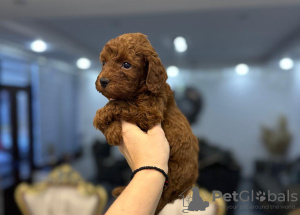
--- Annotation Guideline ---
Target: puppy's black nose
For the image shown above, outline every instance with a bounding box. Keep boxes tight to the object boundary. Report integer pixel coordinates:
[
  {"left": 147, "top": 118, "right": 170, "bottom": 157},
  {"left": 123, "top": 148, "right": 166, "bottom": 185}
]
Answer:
[{"left": 100, "top": 77, "right": 110, "bottom": 88}]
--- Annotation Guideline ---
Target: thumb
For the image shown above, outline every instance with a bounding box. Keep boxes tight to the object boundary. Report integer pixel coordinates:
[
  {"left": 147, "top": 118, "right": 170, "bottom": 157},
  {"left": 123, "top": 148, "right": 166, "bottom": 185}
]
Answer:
[
  {"left": 121, "top": 120, "right": 144, "bottom": 136},
  {"left": 147, "top": 123, "right": 164, "bottom": 136}
]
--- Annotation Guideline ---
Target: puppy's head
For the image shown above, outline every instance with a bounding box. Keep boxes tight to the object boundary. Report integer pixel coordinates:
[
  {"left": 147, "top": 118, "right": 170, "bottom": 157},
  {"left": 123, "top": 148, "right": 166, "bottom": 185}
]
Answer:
[{"left": 96, "top": 33, "right": 168, "bottom": 100}]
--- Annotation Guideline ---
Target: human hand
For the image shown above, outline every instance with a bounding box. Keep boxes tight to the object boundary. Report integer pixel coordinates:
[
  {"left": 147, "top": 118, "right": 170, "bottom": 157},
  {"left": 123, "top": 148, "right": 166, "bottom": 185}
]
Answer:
[{"left": 118, "top": 121, "right": 170, "bottom": 173}]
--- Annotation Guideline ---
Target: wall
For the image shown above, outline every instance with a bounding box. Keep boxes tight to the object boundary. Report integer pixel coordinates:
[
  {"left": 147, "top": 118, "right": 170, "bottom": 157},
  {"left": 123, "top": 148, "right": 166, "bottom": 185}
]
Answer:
[
  {"left": 169, "top": 63, "right": 300, "bottom": 177},
  {"left": 77, "top": 70, "right": 107, "bottom": 144},
  {"left": 78, "top": 62, "right": 300, "bottom": 178},
  {"left": 38, "top": 60, "right": 79, "bottom": 165},
  {"left": 72, "top": 70, "right": 106, "bottom": 179},
  {"left": 0, "top": 50, "right": 79, "bottom": 167}
]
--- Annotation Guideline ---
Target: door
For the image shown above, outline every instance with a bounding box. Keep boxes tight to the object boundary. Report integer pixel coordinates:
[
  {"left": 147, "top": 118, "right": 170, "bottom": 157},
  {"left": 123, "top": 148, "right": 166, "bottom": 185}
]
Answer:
[{"left": 0, "top": 85, "right": 34, "bottom": 215}]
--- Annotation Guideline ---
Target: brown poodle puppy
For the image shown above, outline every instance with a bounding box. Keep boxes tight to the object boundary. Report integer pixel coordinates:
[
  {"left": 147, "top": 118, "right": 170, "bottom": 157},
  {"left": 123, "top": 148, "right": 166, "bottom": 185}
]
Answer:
[{"left": 93, "top": 33, "right": 199, "bottom": 214}]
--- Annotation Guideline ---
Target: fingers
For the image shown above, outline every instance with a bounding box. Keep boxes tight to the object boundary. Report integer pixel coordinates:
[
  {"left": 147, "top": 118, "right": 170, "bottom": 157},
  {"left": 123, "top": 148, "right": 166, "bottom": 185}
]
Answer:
[
  {"left": 121, "top": 120, "right": 164, "bottom": 137},
  {"left": 118, "top": 143, "right": 134, "bottom": 170},
  {"left": 118, "top": 142, "right": 125, "bottom": 155}
]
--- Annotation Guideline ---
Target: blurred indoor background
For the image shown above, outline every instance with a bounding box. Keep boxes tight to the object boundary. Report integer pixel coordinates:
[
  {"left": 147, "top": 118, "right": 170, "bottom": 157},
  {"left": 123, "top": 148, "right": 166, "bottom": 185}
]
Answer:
[{"left": 0, "top": 0, "right": 300, "bottom": 215}]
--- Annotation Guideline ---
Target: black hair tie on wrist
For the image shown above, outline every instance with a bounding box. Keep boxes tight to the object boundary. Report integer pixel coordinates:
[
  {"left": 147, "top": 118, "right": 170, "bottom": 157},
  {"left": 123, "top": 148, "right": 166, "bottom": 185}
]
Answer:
[{"left": 131, "top": 166, "right": 169, "bottom": 188}]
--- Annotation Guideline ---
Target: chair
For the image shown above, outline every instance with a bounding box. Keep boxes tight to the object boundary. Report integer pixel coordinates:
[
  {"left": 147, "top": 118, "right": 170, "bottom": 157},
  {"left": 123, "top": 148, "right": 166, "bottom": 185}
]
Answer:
[{"left": 15, "top": 164, "right": 107, "bottom": 215}]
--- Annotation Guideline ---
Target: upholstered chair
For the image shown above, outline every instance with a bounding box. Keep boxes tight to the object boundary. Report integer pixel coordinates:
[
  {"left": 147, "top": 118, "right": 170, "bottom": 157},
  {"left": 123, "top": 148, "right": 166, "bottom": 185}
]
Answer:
[{"left": 15, "top": 164, "right": 107, "bottom": 215}]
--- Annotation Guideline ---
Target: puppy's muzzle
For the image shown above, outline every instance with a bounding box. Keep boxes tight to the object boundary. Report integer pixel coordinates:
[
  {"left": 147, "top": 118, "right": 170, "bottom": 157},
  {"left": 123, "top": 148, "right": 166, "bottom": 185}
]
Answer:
[{"left": 100, "top": 77, "right": 110, "bottom": 88}]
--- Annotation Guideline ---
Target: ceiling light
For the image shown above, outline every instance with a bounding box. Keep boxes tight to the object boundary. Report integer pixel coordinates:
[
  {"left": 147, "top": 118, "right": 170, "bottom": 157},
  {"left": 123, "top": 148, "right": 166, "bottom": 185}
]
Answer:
[
  {"left": 279, "top": 58, "right": 294, "bottom": 70},
  {"left": 174, "top": 37, "right": 187, "bottom": 53},
  {"left": 30, "top": 39, "right": 47, "bottom": 53},
  {"left": 235, "top": 64, "right": 249, "bottom": 75},
  {"left": 76, "top": 58, "right": 91, "bottom": 70},
  {"left": 167, "top": 66, "right": 179, "bottom": 77}
]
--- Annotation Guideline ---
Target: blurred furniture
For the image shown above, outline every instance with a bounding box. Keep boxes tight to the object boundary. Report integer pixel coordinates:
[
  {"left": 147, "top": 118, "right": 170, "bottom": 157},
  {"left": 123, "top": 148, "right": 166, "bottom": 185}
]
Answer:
[
  {"left": 196, "top": 139, "right": 241, "bottom": 215},
  {"left": 92, "top": 139, "right": 131, "bottom": 187},
  {"left": 288, "top": 208, "right": 300, "bottom": 215},
  {"left": 261, "top": 115, "right": 292, "bottom": 158},
  {"left": 175, "top": 86, "right": 203, "bottom": 125},
  {"left": 159, "top": 188, "right": 226, "bottom": 215},
  {"left": 255, "top": 117, "right": 297, "bottom": 214},
  {"left": 253, "top": 159, "right": 300, "bottom": 215},
  {"left": 15, "top": 164, "right": 107, "bottom": 215}
]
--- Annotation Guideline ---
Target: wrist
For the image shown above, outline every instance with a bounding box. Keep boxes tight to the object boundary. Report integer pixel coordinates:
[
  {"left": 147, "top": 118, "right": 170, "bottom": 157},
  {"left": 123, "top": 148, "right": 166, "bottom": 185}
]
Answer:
[
  {"left": 134, "top": 169, "right": 165, "bottom": 184},
  {"left": 134, "top": 164, "right": 168, "bottom": 174},
  {"left": 131, "top": 166, "right": 169, "bottom": 188},
  {"left": 162, "top": 165, "right": 168, "bottom": 174}
]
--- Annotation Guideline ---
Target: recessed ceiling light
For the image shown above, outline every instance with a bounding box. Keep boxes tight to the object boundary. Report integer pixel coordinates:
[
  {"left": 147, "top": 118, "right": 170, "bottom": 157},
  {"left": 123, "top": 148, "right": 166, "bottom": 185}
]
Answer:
[
  {"left": 167, "top": 66, "right": 179, "bottom": 77},
  {"left": 76, "top": 58, "right": 91, "bottom": 70},
  {"left": 174, "top": 37, "right": 187, "bottom": 53},
  {"left": 279, "top": 58, "right": 294, "bottom": 70},
  {"left": 31, "top": 39, "right": 47, "bottom": 53},
  {"left": 235, "top": 64, "right": 249, "bottom": 75}
]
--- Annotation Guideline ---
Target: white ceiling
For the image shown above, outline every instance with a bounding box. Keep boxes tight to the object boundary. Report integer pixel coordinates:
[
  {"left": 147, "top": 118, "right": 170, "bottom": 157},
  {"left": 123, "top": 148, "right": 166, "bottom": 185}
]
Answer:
[
  {"left": 0, "top": 0, "right": 300, "bottom": 69},
  {"left": 1, "top": 0, "right": 300, "bottom": 19}
]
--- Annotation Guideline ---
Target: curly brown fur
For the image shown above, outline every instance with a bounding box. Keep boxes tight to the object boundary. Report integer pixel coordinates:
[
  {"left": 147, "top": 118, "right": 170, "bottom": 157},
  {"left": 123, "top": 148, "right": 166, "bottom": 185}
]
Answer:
[{"left": 93, "top": 33, "right": 199, "bottom": 214}]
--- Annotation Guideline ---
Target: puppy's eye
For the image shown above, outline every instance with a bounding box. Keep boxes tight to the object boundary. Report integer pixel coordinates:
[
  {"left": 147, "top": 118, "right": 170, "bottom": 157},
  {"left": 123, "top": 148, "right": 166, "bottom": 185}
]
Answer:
[
  {"left": 122, "top": 62, "right": 131, "bottom": 69},
  {"left": 102, "top": 61, "right": 105, "bottom": 66}
]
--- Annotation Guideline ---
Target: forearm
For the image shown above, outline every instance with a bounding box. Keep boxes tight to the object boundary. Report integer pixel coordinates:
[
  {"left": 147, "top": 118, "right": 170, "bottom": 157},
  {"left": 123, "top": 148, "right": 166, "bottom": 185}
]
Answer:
[{"left": 105, "top": 170, "right": 165, "bottom": 215}]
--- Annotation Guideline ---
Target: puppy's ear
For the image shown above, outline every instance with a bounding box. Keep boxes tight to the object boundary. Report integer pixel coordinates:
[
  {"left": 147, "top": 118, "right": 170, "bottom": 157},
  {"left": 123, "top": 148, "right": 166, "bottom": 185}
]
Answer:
[{"left": 146, "top": 55, "right": 168, "bottom": 94}]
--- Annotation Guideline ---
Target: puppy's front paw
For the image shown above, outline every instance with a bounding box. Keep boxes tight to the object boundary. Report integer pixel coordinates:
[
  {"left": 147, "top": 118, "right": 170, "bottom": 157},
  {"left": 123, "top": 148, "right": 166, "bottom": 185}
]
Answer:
[
  {"left": 93, "top": 108, "right": 113, "bottom": 132},
  {"left": 105, "top": 121, "right": 122, "bottom": 146},
  {"left": 106, "top": 100, "right": 130, "bottom": 114}
]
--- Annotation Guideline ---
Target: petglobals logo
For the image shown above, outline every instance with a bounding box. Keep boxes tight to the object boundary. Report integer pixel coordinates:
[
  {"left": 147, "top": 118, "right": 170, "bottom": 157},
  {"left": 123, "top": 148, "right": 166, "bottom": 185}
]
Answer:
[
  {"left": 179, "top": 186, "right": 298, "bottom": 212},
  {"left": 179, "top": 186, "right": 210, "bottom": 213},
  {"left": 212, "top": 190, "right": 298, "bottom": 203}
]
